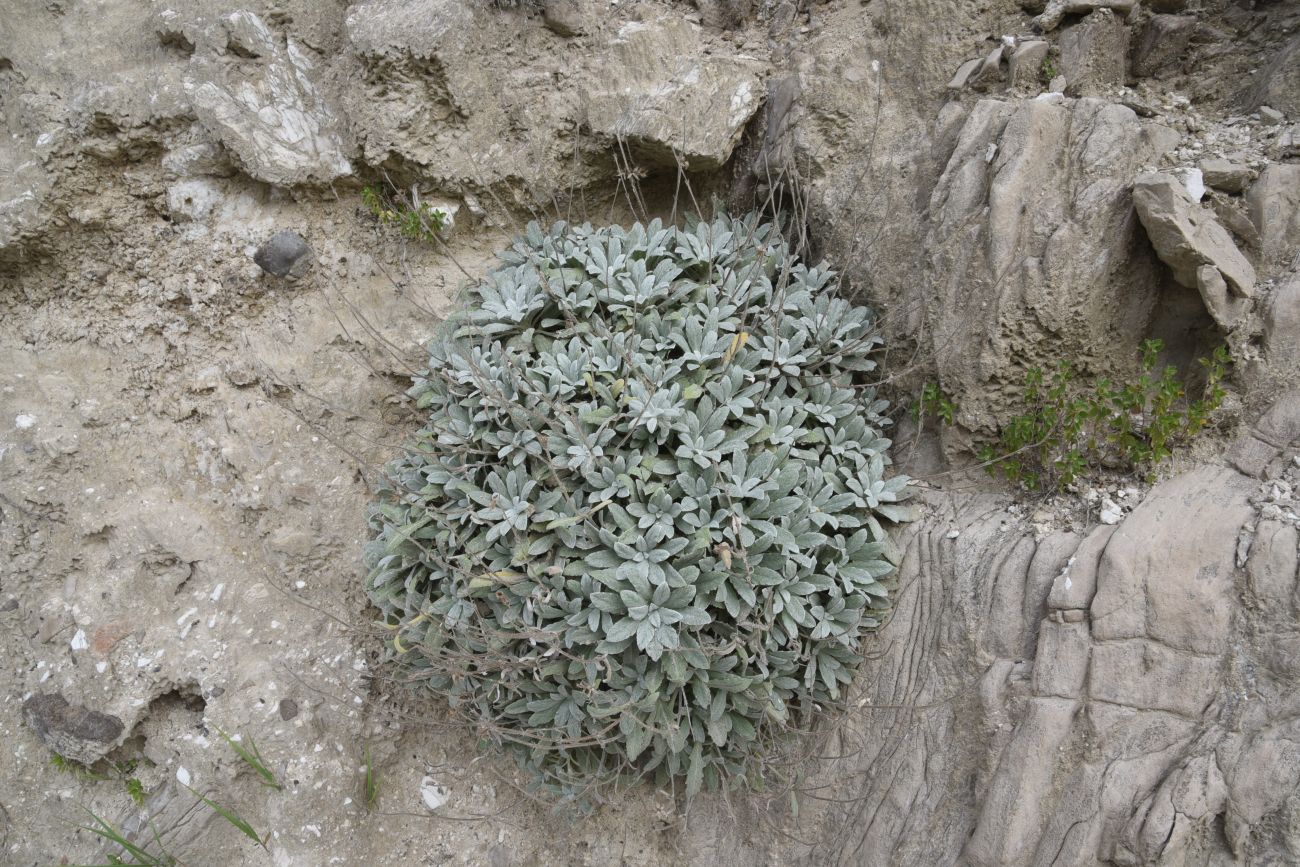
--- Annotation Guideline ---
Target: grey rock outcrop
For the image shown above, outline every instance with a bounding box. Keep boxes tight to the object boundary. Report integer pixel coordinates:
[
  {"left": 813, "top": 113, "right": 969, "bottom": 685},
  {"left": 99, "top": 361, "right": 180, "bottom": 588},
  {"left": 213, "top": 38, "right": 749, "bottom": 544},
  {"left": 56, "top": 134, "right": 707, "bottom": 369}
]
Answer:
[
  {"left": 22, "top": 693, "right": 125, "bottom": 765},
  {"left": 184, "top": 11, "right": 352, "bottom": 186},
  {"left": 1133, "top": 172, "right": 1257, "bottom": 317},
  {"left": 1131, "top": 14, "right": 1196, "bottom": 79},
  {"left": 924, "top": 99, "right": 1179, "bottom": 433},
  {"left": 582, "top": 18, "right": 764, "bottom": 169},
  {"left": 1058, "top": 10, "right": 1129, "bottom": 96},
  {"left": 1008, "top": 41, "right": 1049, "bottom": 89},
  {"left": 1035, "top": 0, "right": 1135, "bottom": 33},
  {"left": 1263, "top": 272, "right": 1300, "bottom": 380},
  {"left": 1199, "top": 157, "right": 1253, "bottom": 194},
  {"left": 1248, "top": 33, "right": 1300, "bottom": 117},
  {"left": 1247, "top": 164, "right": 1300, "bottom": 265},
  {"left": 778, "top": 439, "right": 1300, "bottom": 866},
  {"left": 541, "top": 0, "right": 590, "bottom": 37}
]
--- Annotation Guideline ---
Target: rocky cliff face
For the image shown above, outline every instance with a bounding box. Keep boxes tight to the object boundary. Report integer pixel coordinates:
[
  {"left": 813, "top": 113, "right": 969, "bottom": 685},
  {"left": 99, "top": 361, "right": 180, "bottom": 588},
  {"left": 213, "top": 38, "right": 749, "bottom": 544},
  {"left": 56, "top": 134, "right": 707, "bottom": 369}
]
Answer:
[{"left": 1, "top": 0, "right": 1298, "bottom": 864}]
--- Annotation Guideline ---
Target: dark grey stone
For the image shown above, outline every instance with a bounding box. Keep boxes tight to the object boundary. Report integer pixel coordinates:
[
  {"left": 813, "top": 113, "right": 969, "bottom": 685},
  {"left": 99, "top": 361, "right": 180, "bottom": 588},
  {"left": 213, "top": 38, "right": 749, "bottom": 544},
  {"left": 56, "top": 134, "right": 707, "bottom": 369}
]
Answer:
[
  {"left": 253, "top": 231, "right": 314, "bottom": 279},
  {"left": 22, "top": 692, "right": 124, "bottom": 764},
  {"left": 278, "top": 697, "right": 299, "bottom": 721}
]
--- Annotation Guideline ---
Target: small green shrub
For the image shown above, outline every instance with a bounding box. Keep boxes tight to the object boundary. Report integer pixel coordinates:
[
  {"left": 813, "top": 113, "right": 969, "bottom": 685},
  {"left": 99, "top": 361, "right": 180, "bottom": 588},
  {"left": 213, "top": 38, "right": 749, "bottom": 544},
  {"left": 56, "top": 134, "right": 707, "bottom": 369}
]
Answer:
[
  {"left": 913, "top": 381, "right": 955, "bottom": 427},
  {"left": 362, "top": 185, "right": 449, "bottom": 245},
  {"left": 365, "top": 213, "right": 911, "bottom": 799},
  {"left": 978, "top": 340, "right": 1229, "bottom": 491}
]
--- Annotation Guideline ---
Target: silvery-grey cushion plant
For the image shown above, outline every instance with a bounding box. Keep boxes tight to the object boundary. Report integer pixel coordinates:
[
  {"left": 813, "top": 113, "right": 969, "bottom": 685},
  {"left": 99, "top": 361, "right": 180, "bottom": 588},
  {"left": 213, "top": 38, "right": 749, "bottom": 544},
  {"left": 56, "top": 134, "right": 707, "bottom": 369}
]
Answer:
[{"left": 365, "top": 212, "right": 912, "bottom": 799}]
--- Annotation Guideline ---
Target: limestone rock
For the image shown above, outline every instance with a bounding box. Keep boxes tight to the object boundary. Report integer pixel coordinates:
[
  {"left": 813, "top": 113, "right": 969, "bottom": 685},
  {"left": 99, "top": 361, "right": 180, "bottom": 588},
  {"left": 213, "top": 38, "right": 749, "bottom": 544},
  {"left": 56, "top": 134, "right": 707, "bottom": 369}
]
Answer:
[
  {"left": 184, "top": 12, "right": 352, "bottom": 186},
  {"left": 924, "top": 99, "right": 1179, "bottom": 432},
  {"left": 0, "top": 147, "right": 50, "bottom": 254},
  {"left": 161, "top": 142, "right": 236, "bottom": 179},
  {"left": 1131, "top": 14, "right": 1196, "bottom": 79},
  {"left": 1264, "top": 272, "right": 1300, "bottom": 372},
  {"left": 1196, "top": 263, "right": 1248, "bottom": 330},
  {"left": 253, "top": 231, "right": 315, "bottom": 279},
  {"left": 541, "top": 0, "right": 589, "bottom": 36},
  {"left": 1199, "top": 157, "right": 1253, "bottom": 194},
  {"left": 1091, "top": 466, "right": 1253, "bottom": 655},
  {"left": 1249, "top": 34, "right": 1300, "bottom": 118},
  {"left": 969, "top": 46, "right": 1007, "bottom": 92},
  {"left": 1133, "top": 171, "right": 1257, "bottom": 297},
  {"left": 1059, "top": 10, "right": 1129, "bottom": 97},
  {"left": 582, "top": 19, "right": 764, "bottom": 169},
  {"left": 22, "top": 693, "right": 125, "bottom": 765},
  {"left": 166, "top": 179, "right": 222, "bottom": 223},
  {"left": 1008, "top": 40, "right": 1048, "bottom": 89},
  {"left": 1034, "top": 0, "right": 1135, "bottom": 33},
  {"left": 947, "top": 58, "right": 982, "bottom": 91},
  {"left": 802, "top": 458, "right": 1280, "bottom": 867},
  {"left": 1246, "top": 164, "right": 1300, "bottom": 264}
]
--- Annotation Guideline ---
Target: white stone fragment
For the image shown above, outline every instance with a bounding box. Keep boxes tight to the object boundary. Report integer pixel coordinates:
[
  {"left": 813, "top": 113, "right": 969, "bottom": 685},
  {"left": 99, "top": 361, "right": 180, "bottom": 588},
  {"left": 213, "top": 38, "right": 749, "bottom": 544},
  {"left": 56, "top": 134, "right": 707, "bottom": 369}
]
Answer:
[{"left": 420, "top": 776, "right": 450, "bottom": 811}]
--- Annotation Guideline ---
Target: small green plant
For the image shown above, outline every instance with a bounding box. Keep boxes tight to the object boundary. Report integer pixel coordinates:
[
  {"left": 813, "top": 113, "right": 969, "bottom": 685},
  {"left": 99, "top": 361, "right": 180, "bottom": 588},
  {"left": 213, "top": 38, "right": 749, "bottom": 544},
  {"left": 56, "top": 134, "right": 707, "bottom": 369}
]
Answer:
[
  {"left": 1041, "top": 54, "right": 1058, "bottom": 82},
  {"left": 51, "top": 752, "right": 108, "bottom": 781},
  {"left": 362, "top": 184, "right": 449, "bottom": 245},
  {"left": 367, "top": 212, "right": 911, "bottom": 800},
  {"left": 216, "top": 728, "right": 281, "bottom": 791},
  {"left": 977, "top": 340, "right": 1230, "bottom": 491},
  {"left": 913, "top": 381, "right": 955, "bottom": 427},
  {"left": 124, "top": 777, "right": 147, "bottom": 808}
]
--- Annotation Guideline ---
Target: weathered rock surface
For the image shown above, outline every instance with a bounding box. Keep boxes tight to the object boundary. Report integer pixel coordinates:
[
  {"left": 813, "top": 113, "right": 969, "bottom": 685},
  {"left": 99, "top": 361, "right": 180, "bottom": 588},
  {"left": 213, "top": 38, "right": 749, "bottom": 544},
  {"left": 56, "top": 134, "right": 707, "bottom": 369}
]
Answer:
[
  {"left": 541, "top": 0, "right": 590, "bottom": 37},
  {"left": 924, "top": 100, "right": 1179, "bottom": 433},
  {"left": 1247, "top": 163, "right": 1300, "bottom": 265},
  {"left": 1059, "top": 9, "right": 1129, "bottom": 96},
  {"left": 22, "top": 693, "right": 124, "bottom": 765},
  {"left": 184, "top": 11, "right": 352, "bottom": 186},
  {"left": 1134, "top": 171, "right": 1257, "bottom": 298},
  {"left": 1199, "top": 156, "right": 1253, "bottom": 194},
  {"left": 785, "top": 453, "right": 1299, "bottom": 866},
  {"left": 1249, "top": 33, "right": 1300, "bottom": 117},
  {"left": 1035, "top": 0, "right": 1136, "bottom": 33},
  {"left": 582, "top": 18, "right": 764, "bottom": 169},
  {"left": 1263, "top": 271, "right": 1300, "bottom": 378},
  {"left": 1131, "top": 14, "right": 1196, "bottom": 79},
  {"left": 1008, "top": 40, "right": 1049, "bottom": 89}
]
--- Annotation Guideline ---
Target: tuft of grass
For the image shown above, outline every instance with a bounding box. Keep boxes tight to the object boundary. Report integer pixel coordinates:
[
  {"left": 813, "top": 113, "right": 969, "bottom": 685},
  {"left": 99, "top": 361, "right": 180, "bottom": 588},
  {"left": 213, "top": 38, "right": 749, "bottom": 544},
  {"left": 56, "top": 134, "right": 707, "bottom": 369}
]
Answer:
[
  {"left": 216, "top": 728, "right": 282, "bottom": 791},
  {"left": 363, "top": 743, "right": 380, "bottom": 810},
  {"left": 50, "top": 753, "right": 113, "bottom": 783},
  {"left": 72, "top": 807, "right": 174, "bottom": 866}
]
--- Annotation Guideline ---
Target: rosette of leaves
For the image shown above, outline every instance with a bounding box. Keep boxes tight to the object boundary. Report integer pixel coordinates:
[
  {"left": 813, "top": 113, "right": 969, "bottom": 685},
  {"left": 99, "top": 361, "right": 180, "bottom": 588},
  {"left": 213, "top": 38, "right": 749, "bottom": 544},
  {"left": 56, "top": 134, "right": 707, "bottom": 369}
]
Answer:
[{"left": 365, "top": 212, "right": 913, "bottom": 799}]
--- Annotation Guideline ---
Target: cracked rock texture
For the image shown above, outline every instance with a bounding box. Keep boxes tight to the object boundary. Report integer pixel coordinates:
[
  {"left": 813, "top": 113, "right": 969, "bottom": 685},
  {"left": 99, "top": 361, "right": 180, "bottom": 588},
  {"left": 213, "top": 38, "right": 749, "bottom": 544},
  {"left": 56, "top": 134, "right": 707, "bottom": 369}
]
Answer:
[{"left": 2, "top": 0, "right": 1300, "bottom": 864}]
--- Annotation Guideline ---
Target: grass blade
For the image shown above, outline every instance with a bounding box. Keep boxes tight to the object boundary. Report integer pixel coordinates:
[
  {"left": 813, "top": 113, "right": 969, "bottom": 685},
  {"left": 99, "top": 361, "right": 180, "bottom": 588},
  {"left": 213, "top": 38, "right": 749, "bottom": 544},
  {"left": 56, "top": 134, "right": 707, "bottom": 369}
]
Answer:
[
  {"left": 185, "top": 786, "right": 268, "bottom": 850},
  {"left": 364, "top": 743, "right": 380, "bottom": 809},
  {"left": 76, "top": 807, "right": 164, "bottom": 865},
  {"left": 216, "top": 728, "right": 282, "bottom": 790}
]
